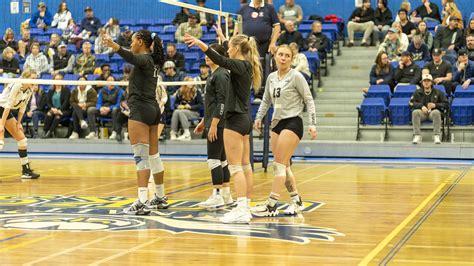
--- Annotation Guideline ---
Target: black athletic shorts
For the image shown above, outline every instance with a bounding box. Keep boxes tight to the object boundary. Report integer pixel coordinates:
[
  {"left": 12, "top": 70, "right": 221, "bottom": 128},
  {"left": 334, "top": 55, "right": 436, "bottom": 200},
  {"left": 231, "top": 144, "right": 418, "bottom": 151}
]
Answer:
[
  {"left": 225, "top": 112, "right": 252, "bottom": 136},
  {"left": 0, "top": 106, "right": 14, "bottom": 120},
  {"left": 129, "top": 103, "right": 161, "bottom": 126},
  {"left": 206, "top": 127, "right": 226, "bottom": 161},
  {"left": 272, "top": 116, "right": 304, "bottom": 140}
]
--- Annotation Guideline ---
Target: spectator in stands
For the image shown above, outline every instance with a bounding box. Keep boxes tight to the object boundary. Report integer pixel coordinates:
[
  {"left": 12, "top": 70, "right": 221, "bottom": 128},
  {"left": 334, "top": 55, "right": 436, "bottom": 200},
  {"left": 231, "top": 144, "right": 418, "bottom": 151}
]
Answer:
[
  {"left": 172, "top": 7, "right": 191, "bottom": 26},
  {"left": 224, "top": 17, "right": 235, "bottom": 38},
  {"left": 120, "top": 64, "right": 132, "bottom": 86},
  {"left": 0, "top": 28, "right": 18, "bottom": 54},
  {"left": 51, "top": 2, "right": 72, "bottom": 31},
  {"left": 73, "top": 41, "right": 96, "bottom": 75},
  {"left": 465, "top": 34, "right": 474, "bottom": 61},
  {"left": 104, "top": 18, "right": 121, "bottom": 41},
  {"left": 441, "top": 2, "right": 463, "bottom": 29},
  {"left": 113, "top": 85, "right": 129, "bottom": 141},
  {"left": 170, "top": 77, "right": 203, "bottom": 141},
  {"left": 237, "top": 0, "right": 281, "bottom": 56},
  {"left": 410, "top": 74, "right": 448, "bottom": 144},
  {"left": 80, "top": 6, "right": 102, "bottom": 41},
  {"left": 464, "top": 19, "right": 474, "bottom": 46},
  {"left": 411, "top": 0, "right": 441, "bottom": 23},
  {"left": 398, "top": 9, "right": 416, "bottom": 40},
  {"left": 69, "top": 76, "right": 98, "bottom": 139},
  {"left": 24, "top": 43, "right": 50, "bottom": 75},
  {"left": 394, "top": 51, "right": 422, "bottom": 87},
  {"left": 369, "top": 52, "right": 394, "bottom": 90},
  {"left": 194, "top": 62, "right": 210, "bottom": 95},
  {"left": 434, "top": 16, "right": 462, "bottom": 65},
  {"left": 278, "top": 0, "right": 303, "bottom": 26},
  {"left": 92, "top": 64, "right": 111, "bottom": 91},
  {"left": 24, "top": 84, "right": 46, "bottom": 139},
  {"left": 95, "top": 28, "right": 114, "bottom": 55},
  {"left": 408, "top": 35, "right": 429, "bottom": 62},
  {"left": 395, "top": 1, "right": 412, "bottom": 22},
  {"left": 176, "top": 14, "right": 203, "bottom": 43},
  {"left": 416, "top": 21, "right": 433, "bottom": 50},
  {"left": 162, "top": 61, "right": 185, "bottom": 95},
  {"left": 306, "top": 21, "right": 329, "bottom": 61},
  {"left": 373, "top": 0, "right": 393, "bottom": 45},
  {"left": 17, "top": 28, "right": 33, "bottom": 59},
  {"left": 52, "top": 42, "right": 75, "bottom": 75},
  {"left": 0, "top": 47, "right": 20, "bottom": 77},
  {"left": 117, "top": 26, "right": 133, "bottom": 49},
  {"left": 29, "top": 2, "right": 53, "bottom": 30},
  {"left": 277, "top": 21, "right": 305, "bottom": 49},
  {"left": 44, "top": 33, "right": 61, "bottom": 65},
  {"left": 453, "top": 49, "right": 474, "bottom": 89},
  {"left": 86, "top": 75, "right": 123, "bottom": 140},
  {"left": 347, "top": 0, "right": 375, "bottom": 47},
  {"left": 62, "top": 19, "right": 81, "bottom": 44},
  {"left": 42, "top": 73, "right": 71, "bottom": 138},
  {"left": 289, "top": 42, "right": 311, "bottom": 81},
  {"left": 378, "top": 28, "right": 402, "bottom": 62},
  {"left": 392, "top": 21, "right": 409, "bottom": 51},
  {"left": 165, "top": 43, "right": 185, "bottom": 71},
  {"left": 423, "top": 48, "right": 453, "bottom": 94},
  {"left": 196, "top": 0, "right": 215, "bottom": 29}
]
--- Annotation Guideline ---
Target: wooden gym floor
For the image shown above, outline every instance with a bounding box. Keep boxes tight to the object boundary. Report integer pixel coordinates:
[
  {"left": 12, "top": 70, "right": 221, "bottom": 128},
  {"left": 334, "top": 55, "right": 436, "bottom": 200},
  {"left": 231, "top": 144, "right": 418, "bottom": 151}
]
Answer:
[{"left": 0, "top": 157, "right": 472, "bottom": 265}]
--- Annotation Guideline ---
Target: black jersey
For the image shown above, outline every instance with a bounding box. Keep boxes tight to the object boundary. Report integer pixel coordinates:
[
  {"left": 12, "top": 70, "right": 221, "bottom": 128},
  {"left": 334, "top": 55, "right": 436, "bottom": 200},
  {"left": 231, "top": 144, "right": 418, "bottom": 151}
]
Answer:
[{"left": 204, "top": 67, "right": 229, "bottom": 128}]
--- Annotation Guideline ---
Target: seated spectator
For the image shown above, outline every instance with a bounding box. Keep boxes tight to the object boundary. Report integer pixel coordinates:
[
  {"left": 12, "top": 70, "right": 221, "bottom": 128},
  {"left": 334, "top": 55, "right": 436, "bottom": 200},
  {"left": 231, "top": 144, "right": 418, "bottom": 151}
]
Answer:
[
  {"left": 80, "top": 6, "right": 102, "bottom": 42},
  {"left": 278, "top": 0, "right": 303, "bottom": 26},
  {"left": 398, "top": 9, "right": 416, "bottom": 40},
  {"left": 24, "top": 43, "right": 50, "bottom": 75},
  {"left": 395, "top": 1, "right": 412, "bottom": 22},
  {"left": 464, "top": 19, "right": 474, "bottom": 46},
  {"left": 0, "top": 28, "right": 18, "bottom": 54},
  {"left": 0, "top": 47, "right": 21, "bottom": 77},
  {"left": 391, "top": 21, "right": 409, "bottom": 51},
  {"left": 347, "top": 0, "right": 374, "bottom": 47},
  {"left": 44, "top": 33, "right": 61, "bottom": 65},
  {"left": 69, "top": 76, "right": 98, "bottom": 139},
  {"left": 29, "top": 2, "right": 53, "bottom": 30},
  {"left": 306, "top": 21, "right": 329, "bottom": 60},
  {"left": 409, "top": 74, "right": 448, "bottom": 144},
  {"left": 24, "top": 84, "right": 47, "bottom": 139},
  {"left": 92, "top": 64, "right": 112, "bottom": 91},
  {"left": 112, "top": 86, "right": 129, "bottom": 141},
  {"left": 423, "top": 48, "right": 453, "bottom": 94},
  {"left": 441, "top": 2, "right": 463, "bottom": 29},
  {"left": 73, "top": 41, "right": 96, "bottom": 75},
  {"left": 394, "top": 51, "right": 422, "bottom": 87},
  {"left": 224, "top": 17, "right": 235, "bottom": 38},
  {"left": 196, "top": 0, "right": 215, "bottom": 29},
  {"left": 17, "top": 28, "right": 33, "bottom": 58},
  {"left": 165, "top": 43, "right": 185, "bottom": 71},
  {"left": 289, "top": 42, "right": 311, "bottom": 81},
  {"left": 170, "top": 77, "right": 204, "bottom": 141},
  {"left": 416, "top": 21, "right": 433, "bottom": 50},
  {"left": 411, "top": 0, "right": 441, "bottom": 24},
  {"left": 51, "top": 2, "right": 72, "bottom": 31},
  {"left": 194, "top": 62, "right": 210, "bottom": 95},
  {"left": 369, "top": 52, "right": 394, "bottom": 90},
  {"left": 52, "top": 42, "right": 75, "bottom": 75},
  {"left": 172, "top": 7, "right": 191, "bottom": 26},
  {"left": 378, "top": 28, "right": 402, "bottom": 62},
  {"left": 42, "top": 73, "right": 71, "bottom": 138},
  {"left": 120, "top": 64, "right": 132, "bottom": 85},
  {"left": 453, "top": 49, "right": 474, "bottom": 89},
  {"left": 104, "top": 17, "right": 121, "bottom": 41},
  {"left": 408, "top": 35, "right": 429, "bottom": 62},
  {"left": 373, "top": 0, "right": 393, "bottom": 44},
  {"left": 175, "top": 14, "right": 202, "bottom": 43},
  {"left": 86, "top": 75, "right": 123, "bottom": 140},
  {"left": 62, "top": 19, "right": 81, "bottom": 45},
  {"left": 95, "top": 28, "right": 114, "bottom": 55},
  {"left": 117, "top": 27, "right": 133, "bottom": 49},
  {"left": 277, "top": 21, "right": 305, "bottom": 49},
  {"left": 162, "top": 61, "right": 185, "bottom": 95},
  {"left": 465, "top": 34, "right": 474, "bottom": 61},
  {"left": 434, "top": 16, "right": 463, "bottom": 65}
]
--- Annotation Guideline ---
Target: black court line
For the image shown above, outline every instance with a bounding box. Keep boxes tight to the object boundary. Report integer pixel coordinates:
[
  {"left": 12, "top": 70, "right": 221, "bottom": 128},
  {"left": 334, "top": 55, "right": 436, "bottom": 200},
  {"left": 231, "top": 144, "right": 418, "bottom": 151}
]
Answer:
[
  {"left": 167, "top": 181, "right": 212, "bottom": 195},
  {"left": 379, "top": 168, "right": 470, "bottom": 265},
  {"left": 0, "top": 233, "right": 28, "bottom": 243}
]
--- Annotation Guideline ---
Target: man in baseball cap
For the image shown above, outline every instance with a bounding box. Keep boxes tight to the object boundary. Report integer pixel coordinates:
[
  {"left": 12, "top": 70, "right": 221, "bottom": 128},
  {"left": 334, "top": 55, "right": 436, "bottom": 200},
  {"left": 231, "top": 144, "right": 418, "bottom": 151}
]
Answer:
[
  {"left": 394, "top": 50, "right": 422, "bottom": 87},
  {"left": 453, "top": 48, "right": 474, "bottom": 89},
  {"left": 29, "top": 1, "right": 52, "bottom": 29},
  {"left": 423, "top": 48, "right": 454, "bottom": 94}
]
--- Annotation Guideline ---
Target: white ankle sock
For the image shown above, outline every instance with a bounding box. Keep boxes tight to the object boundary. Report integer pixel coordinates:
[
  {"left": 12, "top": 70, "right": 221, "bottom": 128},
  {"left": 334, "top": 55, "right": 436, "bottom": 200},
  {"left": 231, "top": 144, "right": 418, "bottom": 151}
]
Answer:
[
  {"left": 155, "top": 184, "right": 165, "bottom": 198},
  {"left": 138, "top": 187, "right": 148, "bottom": 203}
]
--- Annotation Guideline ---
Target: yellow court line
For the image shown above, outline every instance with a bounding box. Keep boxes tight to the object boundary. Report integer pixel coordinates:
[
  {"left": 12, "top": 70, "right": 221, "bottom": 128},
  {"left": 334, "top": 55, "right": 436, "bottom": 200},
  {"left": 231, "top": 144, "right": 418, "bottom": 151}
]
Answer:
[
  {"left": 0, "top": 235, "right": 53, "bottom": 253},
  {"left": 358, "top": 172, "right": 457, "bottom": 266}
]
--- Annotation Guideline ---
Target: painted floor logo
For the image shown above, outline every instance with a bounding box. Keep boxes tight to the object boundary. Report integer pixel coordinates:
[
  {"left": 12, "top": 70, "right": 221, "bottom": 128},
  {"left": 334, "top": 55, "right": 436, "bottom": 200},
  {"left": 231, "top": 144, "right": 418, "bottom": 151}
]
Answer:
[{"left": 0, "top": 195, "right": 344, "bottom": 244}]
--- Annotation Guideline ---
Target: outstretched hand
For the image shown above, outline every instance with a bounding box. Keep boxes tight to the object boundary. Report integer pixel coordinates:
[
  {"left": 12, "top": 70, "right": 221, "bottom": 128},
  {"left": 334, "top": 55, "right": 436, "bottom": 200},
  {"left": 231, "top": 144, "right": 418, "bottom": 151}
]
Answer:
[
  {"left": 308, "top": 127, "right": 317, "bottom": 140},
  {"left": 183, "top": 33, "right": 200, "bottom": 47},
  {"left": 103, "top": 34, "right": 120, "bottom": 52},
  {"left": 213, "top": 24, "right": 226, "bottom": 42}
]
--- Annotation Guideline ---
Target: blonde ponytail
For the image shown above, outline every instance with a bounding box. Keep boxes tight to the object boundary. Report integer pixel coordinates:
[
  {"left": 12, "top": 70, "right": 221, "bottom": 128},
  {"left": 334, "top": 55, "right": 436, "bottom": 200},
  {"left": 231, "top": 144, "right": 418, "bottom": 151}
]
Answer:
[{"left": 229, "top": 34, "right": 263, "bottom": 92}]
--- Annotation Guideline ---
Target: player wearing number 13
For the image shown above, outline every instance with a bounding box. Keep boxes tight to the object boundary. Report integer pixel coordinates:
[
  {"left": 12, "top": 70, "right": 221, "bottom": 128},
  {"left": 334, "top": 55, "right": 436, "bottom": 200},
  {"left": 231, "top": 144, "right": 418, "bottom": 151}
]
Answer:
[{"left": 252, "top": 44, "right": 317, "bottom": 217}]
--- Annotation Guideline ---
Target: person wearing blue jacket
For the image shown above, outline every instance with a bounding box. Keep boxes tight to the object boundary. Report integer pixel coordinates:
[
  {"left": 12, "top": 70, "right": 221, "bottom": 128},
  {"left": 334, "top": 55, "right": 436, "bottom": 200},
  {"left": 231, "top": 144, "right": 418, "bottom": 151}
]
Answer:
[
  {"left": 369, "top": 52, "right": 394, "bottom": 90},
  {"left": 29, "top": 2, "right": 53, "bottom": 30},
  {"left": 453, "top": 49, "right": 474, "bottom": 91}
]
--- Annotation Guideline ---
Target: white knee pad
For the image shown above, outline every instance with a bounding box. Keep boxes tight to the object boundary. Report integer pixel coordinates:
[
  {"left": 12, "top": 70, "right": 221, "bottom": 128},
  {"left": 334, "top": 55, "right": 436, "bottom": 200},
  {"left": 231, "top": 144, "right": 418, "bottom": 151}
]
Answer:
[
  {"left": 228, "top": 165, "right": 243, "bottom": 176},
  {"left": 150, "top": 153, "right": 164, "bottom": 174},
  {"left": 17, "top": 138, "right": 27, "bottom": 148},
  {"left": 132, "top": 143, "right": 150, "bottom": 171},
  {"left": 273, "top": 161, "right": 286, "bottom": 177},
  {"left": 221, "top": 160, "right": 228, "bottom": 168},
  {"left": 286, "top": 166, "right": 294, "bottom": 177},
  {"left": 207, "top": 159, "right": 221, "bottom": 170},
  {"left": 242, "top": 164, "right": 252, "bottom": 171}
]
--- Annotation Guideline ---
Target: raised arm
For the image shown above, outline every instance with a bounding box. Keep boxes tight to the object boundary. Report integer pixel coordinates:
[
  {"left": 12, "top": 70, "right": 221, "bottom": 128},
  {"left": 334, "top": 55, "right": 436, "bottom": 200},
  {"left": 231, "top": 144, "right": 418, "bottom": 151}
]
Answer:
[{"left": 103, "top": 35, "right": 150, "bottom": 67}]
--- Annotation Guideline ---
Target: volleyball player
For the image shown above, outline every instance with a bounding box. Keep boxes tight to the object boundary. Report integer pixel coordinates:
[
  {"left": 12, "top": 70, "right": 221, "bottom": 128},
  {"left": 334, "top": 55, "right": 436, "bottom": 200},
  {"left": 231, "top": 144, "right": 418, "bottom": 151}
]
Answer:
[
  {"left": 194, "top": 43, "right": 234, "bottom": 209},
  {"left": 252, "top": 44, "right": 317, "bottom": 217},
  {"left": 0, "top": 69, "right": 40, "bottom": 179},
  {"left": 184, "top": 33, "right": 262, "bottom": 223},
  {"left": 103, "top": 30, "right": 166, "bottom": 215}
]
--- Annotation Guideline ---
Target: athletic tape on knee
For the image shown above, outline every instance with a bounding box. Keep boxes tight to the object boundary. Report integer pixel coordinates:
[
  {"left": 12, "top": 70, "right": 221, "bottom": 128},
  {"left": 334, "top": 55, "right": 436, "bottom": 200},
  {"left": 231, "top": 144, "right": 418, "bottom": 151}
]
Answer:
[
  {"left": 242, "top": 164, "right": 252, "bottom": 171},
  {"left": 133, "top": 143, "right": 150, "bottom": 171},
  {"left": 273, "top": 162, "right": 287, "bottom": 177},
  {"left": 207, "top": 159, "right": 221, "bottom": 171},
  {"left": 221, "top": 160, "right": 228, "bottom": 168},
  {"left": 17, "top": 138, "right": 27, "bottom": 148},
  {"left": 228, "top": 165, "right": 243, "bottom": 176},
  {"left": 150, "top": 153, "right": 164, "bottom": 174},
  {"left": 286, "top": 167, "right": 294, "bottom": 177}
]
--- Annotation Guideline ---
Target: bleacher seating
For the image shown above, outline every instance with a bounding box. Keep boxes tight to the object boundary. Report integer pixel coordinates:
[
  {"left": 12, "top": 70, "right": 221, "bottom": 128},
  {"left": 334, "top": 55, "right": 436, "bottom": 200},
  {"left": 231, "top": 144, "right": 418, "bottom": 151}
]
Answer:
[
  {"left": 393, "top": 85, "right": 417, "bottom": 98},
  {"left": 388, "top": 97, "right": 411, "bottom": 125},
  {"left": 366, "top": 85, "right": 391, "bottom": 106},
  {"left": 451, "top": 98, "right": 474, "bottom": 125}
]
